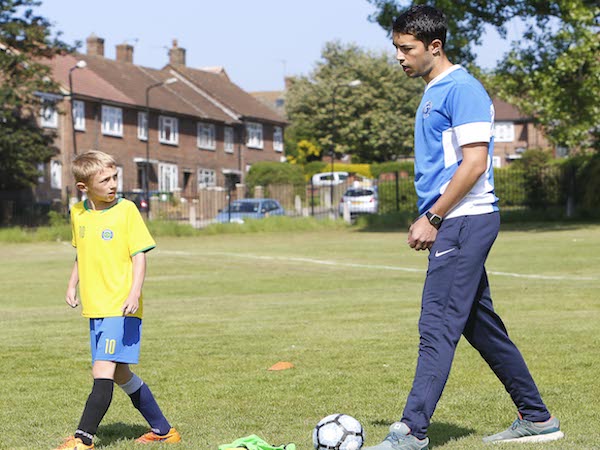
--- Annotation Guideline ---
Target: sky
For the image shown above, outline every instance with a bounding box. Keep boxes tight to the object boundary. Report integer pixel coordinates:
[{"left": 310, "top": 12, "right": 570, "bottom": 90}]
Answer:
[{"left": 37, "top": 0, "right": 518, "bottom": 92}]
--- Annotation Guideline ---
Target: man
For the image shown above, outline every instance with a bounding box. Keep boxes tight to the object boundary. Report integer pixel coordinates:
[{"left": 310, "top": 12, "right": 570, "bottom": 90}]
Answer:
[{"left": 365, "top": 5, "right": 563, "bottom": 450}]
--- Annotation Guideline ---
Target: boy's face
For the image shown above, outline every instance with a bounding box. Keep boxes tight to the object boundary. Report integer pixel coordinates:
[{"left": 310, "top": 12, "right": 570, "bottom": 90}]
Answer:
[
  {"left": 78, "top": 166, "right": 118, "bottom": 209},
  {"left": 393, "top": 32, "right": 438, "bottom": 83}
]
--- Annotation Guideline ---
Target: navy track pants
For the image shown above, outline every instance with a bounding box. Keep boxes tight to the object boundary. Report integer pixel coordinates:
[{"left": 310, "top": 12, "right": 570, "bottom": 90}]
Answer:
[{"left": 401, "top": 212, "right": 550, "bottom": 439}]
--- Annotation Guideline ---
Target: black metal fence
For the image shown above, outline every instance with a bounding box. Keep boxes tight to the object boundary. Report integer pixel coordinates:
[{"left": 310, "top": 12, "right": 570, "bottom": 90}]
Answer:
[{"left": 1, "top": 164, "right": 592, "bottom": 228}]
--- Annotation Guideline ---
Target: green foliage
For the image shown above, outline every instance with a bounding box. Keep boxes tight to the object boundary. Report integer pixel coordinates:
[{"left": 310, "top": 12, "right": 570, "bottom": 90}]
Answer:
[
  {"left": 512, "top": 149, "right": 562, "bottom": 209},
  {"left": 367, "top": 0, "right": 600, "bottom": 150},
  {"left": 321, "top": 162, "right": 373, "bottom": 179},
  {"left": 246, "top": 162, "right": 305, "bottom": 198},
  {"left": 377, "top": 176, "right": 419, "bottom": 214},
  {"left": 493, "top": 167, "right": 526, "bottom": 207},
  {"left": 371, "top": 160, "right": 414, "bottom": 178},
  {"left": 0, "top": 0, "right": 74, "bottom": 190},
  {"left": 303, "top": 161, "right": 328, "bottom": 179},
  {"left": 286, "top": 139, "right": 321, "bottom": 165},
  {"left": 285, "top": 41, "right": 423, "bottom": 163}
]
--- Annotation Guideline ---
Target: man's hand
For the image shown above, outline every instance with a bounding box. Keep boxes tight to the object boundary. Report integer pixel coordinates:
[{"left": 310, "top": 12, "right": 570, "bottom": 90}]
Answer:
[{"left": 407, "top": 215, "right": 438, "bottom": 251}]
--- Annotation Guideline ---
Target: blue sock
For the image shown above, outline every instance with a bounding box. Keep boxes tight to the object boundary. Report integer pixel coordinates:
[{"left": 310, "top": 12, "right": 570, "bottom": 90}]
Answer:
[{"left": 120, "top": 374, "right": 171, "bottom": 435}]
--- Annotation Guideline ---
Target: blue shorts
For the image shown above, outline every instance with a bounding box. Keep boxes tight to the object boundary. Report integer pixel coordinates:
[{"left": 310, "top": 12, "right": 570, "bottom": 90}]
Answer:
[{"left": 89, "top": 317, "right": 142, "bottom": 364}]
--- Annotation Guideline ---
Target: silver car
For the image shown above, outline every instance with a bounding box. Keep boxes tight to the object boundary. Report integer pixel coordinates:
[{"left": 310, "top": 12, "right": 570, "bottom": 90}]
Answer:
[{"left": 338, "top": 187, "right": 378, "bottom": 216}]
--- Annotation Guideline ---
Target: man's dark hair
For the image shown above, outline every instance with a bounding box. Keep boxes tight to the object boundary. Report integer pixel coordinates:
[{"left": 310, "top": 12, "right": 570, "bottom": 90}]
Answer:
[{"left": 392, "top": 5, "right": 447, "bottom": 48}]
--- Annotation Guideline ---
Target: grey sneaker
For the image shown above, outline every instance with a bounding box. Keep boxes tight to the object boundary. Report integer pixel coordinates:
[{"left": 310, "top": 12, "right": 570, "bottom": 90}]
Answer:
[
  {"left": 483, "top": 415, "right": 564, "bottom": 443},
  {"left": 364, "top": 422, "right": 429, "bottom": 450}
]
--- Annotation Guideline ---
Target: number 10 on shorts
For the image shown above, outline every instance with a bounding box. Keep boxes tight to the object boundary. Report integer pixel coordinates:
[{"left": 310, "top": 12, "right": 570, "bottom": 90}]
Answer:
[{"left": 105, "top": 338, "right": 116, "bottom": 354}]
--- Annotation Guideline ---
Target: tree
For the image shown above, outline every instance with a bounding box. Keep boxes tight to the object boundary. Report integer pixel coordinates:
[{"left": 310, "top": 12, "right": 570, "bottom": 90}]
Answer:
[
  {"left": 367, "top": 0, "right": 600, "bottom": 150},
  {"left": 285, "top": 41, "right": 423, "bottom": 163},
  {"left": 0, "top": 0, "right": 72, "bottom": 190}
]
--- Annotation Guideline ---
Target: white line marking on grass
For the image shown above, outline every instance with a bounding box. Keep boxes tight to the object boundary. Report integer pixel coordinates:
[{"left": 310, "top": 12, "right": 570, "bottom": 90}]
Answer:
[{"left": 157, "top": 250, "right": 598, "bottom": 281}]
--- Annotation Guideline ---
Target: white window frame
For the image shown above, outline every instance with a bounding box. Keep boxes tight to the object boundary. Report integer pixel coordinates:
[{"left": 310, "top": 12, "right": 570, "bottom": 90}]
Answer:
[
  {"left": 158, "top": 163, "right": 178, "bottom": 192},
  {"left": 101, "top": 105, "right": 123, "bottom": 137},
  {"left": 41, "top": 103, "right": 58, "bottom": 128},
  {"left": 224, "top": 126, "right": 235, "bottom": 153},
  {"left": 494, "top": 121, "right": 515, "bottom": 143},
  {"left": 116, "top": 166, "right": 123, "bottom": 193},
  {"left": 197, "top": 168, "right": 216, "bottom": 189},
  {"left": 197, "top": 122, "right": 216, "bottom": 150},
  {"left": 137, "top": 111, "right": 148, "bottom": 141},
  {"left": 492, "top": 155, "right": 502, "bottom": 168},
  {"left": 159, "top": 115, "right": 178, "bottom": 145},
  {"left": 37, "top": 163, "right": 45, "bottom": 183},
  {"left": 72, "top": 100, "right": 85, "bottom": 131},
  {"left": 273, "top": 126, "right": 284, "bottom": 152},
  {"left": 246, "top": 122, "right": 263, "bottom": 149},
  {"left": 50, "top": 160, "right": 62, "bottom": 189}
]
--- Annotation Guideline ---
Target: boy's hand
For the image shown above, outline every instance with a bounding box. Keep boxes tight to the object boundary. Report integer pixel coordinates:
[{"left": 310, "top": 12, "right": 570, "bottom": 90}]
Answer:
[
  {"left": 65, "top": 288, "right": 79, "bottom": 308},
  {"left": 121, "top": 296, "right": 139, "bottom": 316}
]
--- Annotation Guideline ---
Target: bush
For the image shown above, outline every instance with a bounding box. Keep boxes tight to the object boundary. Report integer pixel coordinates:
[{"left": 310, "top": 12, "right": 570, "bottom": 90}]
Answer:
[
  {"left": 246, "top": 162, "right": 305, "bottom": 197},
  {"left": 371, "top": 161, "right": 414, "bottom": 178}
]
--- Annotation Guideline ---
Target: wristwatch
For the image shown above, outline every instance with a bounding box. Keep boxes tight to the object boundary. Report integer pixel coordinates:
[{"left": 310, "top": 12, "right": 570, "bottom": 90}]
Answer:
[{"left": 425, "top": 211, "right": 443, "bottom": 229}]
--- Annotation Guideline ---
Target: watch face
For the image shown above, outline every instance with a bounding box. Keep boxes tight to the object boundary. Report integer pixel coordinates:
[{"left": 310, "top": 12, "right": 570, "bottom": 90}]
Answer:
[{"left": 427, "top": 212, "right": 442, "bottom": 226}]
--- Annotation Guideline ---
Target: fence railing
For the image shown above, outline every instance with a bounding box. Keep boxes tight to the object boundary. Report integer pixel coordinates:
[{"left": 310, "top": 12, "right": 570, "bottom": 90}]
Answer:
[{"left": 0, "top": 165, "right": 587, "bottom": 228}]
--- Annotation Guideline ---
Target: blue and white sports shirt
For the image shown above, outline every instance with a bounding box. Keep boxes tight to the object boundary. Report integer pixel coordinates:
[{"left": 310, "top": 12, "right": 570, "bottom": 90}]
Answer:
[{"left": 414, "top": 65, "right": 499, "bottom": 217}]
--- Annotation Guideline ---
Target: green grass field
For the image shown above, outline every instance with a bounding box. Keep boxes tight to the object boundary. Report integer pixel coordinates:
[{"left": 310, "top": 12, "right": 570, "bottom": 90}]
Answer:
[{"left": 0, "top": 224, "right": 599, "bottom": 449}]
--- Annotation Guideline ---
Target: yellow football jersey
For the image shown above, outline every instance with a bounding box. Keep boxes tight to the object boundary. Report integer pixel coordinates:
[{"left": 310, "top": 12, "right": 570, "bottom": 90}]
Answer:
[{"left": 70, "top": 198, "right": 156, "bottom": 318}]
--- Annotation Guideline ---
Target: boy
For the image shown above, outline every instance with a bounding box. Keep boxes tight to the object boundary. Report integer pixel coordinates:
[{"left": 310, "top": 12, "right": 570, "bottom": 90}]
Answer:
[
  {"left": 364, "top": 6, "right": 563, "bottom": 450},
  {"left": 55, "top": 150, "right": 181, "bottom": 449}
]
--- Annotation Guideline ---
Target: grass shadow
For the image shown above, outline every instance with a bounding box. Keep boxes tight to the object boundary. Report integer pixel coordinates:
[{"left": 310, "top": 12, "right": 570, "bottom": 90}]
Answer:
[
  {"left": 428, "top": 422, "right": 475, "bottom": 448},
  {"left": 96, "top": 422, "right": 148, "bottom": 448}
]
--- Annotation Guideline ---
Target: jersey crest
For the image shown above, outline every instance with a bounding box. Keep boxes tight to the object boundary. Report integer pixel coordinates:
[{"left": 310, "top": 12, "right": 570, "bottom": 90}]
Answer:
[{"left": 101, "top": 229, "right": 114, "bottom": 241}]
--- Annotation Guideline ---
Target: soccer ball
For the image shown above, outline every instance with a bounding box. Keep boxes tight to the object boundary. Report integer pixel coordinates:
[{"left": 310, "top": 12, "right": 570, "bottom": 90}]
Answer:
[{"left": 313, "top": 413, "right": 365, "bottom": 450}]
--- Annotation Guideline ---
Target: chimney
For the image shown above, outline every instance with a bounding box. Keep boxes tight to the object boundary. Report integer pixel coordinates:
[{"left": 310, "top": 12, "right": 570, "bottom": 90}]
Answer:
[
  {"left": 284, "top": 76, "right": 295, "bottom": 91},
  {"left": 86, "top": 33, "right": 104, "bottom": 57},
  {"left": 169, "top": 39, "right": 186, "bottom": 66},
  {"left": 116, "top": 43, "right": 134, "bottom": 63}
]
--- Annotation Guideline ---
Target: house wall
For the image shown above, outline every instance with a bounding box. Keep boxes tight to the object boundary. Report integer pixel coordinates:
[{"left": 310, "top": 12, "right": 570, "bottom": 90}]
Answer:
[
  {"left": 45, "top": 98, "right": 283, "bottom": 203},
  {"left": 493, "top": 121, "right": 552, "bottom": 167}
]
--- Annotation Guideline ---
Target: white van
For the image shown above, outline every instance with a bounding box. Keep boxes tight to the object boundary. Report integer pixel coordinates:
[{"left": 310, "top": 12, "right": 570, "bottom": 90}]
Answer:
[{"left": 311, "top": 171, "right": 349, "bottom": 186}]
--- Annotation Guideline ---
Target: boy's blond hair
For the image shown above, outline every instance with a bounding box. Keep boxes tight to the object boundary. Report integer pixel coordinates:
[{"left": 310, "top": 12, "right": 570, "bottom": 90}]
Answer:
[{"left": 72, "top": 150, "right": 116, "bottom": 183}]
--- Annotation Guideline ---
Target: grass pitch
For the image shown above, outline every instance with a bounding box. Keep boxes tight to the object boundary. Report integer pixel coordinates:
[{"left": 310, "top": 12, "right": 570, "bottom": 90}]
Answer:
[{"left": 0, "top": 223, "right": 598, "bottom": 449}]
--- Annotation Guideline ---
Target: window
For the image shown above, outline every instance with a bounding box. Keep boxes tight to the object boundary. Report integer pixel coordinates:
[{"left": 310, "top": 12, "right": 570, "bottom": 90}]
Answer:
[
  {"left": 101, "top": 105, "right": 123, "bottom": 137},
  {"left": 273, "top": 126, "right": 283, "bottom": 152},
  {"left": 246, "top": 122, "right": 263, "bottom": 149},
  {"left": 72, "top": 100, "right": 85, "bottom": 131},
  {"left": 37, "top": 163, "right": 45, "bottom": 183},
  {"left": 198, "top": 168, "right": 216, "bottom": 188},
  {"left": 158, "top": 163, "right": 178, "bottom": 192},
  {"left": 41, "top": 102, "right": 58, "bottom": 128},
  {"left": 159, "top": 116, "right": 178, "bottom": 145},
  {"left": 116, "top": 166, "right": 123, "bottom": 193},
  {"left": 224, "top": 126, "right": 235, "bottom": 153},
  {"left": 50, "top": 160, "right": 62, "bottom": 189},
  {"left": 197, "top": 122, "right": 216, "bottom": 150},
  {"left": 137, "top": 112, "right": 148, "bottom": 141},
  {"left": 494, "top": 122, "right": 515, "bottom": 142}
]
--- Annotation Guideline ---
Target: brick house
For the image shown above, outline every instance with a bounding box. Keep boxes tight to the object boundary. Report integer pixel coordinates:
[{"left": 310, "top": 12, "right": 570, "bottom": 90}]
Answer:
[
  {"left": 492, "top": 98, "right": 552, "bottom": 168},
  {"left": 39, "top": 36, "right": 287, "bottom": 205},
  {"left": 249, "top": 84, "right": 552, "bottom": 169}
]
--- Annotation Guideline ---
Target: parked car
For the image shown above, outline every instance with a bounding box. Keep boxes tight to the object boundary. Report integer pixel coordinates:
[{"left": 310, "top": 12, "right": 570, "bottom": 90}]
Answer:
[
  {"left": 215, "top": 198, "right": 285, "bottom": 224},
  {"left": 311, "top": 171, "right": 349, "bottom": 186},
  {"left": 338, "top": 186, "right": 378, "bottom": 216},
  {"left": 118, "top": 191, "right": 148, "bottom": 213}
]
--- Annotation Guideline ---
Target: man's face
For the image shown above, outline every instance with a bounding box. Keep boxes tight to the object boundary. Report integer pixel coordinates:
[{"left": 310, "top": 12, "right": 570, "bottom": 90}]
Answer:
[
  {"left": 392, "top": 32, "right": 436, "bottom": 82},
  {"left": 83, "top": 166, "right": 118, "bottom": 208}
]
